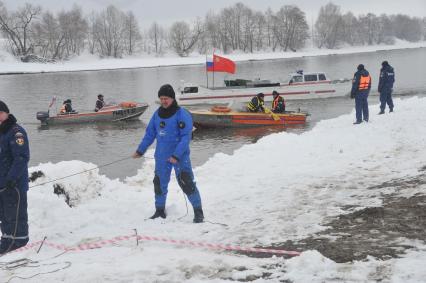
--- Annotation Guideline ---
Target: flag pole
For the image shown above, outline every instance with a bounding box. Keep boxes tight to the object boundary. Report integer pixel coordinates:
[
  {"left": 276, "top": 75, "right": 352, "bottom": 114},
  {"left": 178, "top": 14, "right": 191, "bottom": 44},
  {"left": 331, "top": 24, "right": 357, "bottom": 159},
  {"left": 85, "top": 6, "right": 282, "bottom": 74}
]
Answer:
[
  {"left": 206, "top": 53, "right": 208, "bottom": 88},
  {"left": 212, "top": 51, "right": 215, "bottom": 89}
]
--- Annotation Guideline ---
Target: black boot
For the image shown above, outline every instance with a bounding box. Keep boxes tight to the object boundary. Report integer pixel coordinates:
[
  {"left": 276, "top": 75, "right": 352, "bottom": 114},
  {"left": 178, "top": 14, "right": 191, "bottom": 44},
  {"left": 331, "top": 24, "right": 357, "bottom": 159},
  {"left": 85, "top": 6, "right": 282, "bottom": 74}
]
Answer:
[
  {"left": 378, "top": 110, "right": 385, "bottom": 115},
  {"left": 150, "top": 208, "right": 166, "bottom": 219},
  {"left": 193, "top": 207, "right": 204, "bottom": 223}
]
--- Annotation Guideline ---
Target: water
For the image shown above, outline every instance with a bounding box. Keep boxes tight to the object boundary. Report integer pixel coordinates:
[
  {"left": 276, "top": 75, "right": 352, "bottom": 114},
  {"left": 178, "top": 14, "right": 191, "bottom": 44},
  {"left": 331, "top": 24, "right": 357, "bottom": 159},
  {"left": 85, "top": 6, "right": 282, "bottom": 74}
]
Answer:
[{"left": 1, "top": 48, "right": 425, "bottom": 179}]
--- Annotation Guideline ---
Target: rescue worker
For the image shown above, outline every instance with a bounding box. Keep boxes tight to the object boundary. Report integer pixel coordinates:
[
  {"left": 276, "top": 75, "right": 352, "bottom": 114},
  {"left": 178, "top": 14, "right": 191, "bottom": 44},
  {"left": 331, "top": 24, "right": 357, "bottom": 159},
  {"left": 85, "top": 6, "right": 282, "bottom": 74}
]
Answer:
[
  {"left": 271, "top": 91, "right": 285, "bottom": 113},
  {"left": 378, "top": 61, "right": 395, "bottom": 114},
  {"left": 247, "top": 93, "right": 265, "bottom": 113},
  {"left": 132, "top": 84, "right": 204, "bottom": 223},
  {"left": 350, "top": 64, "right": 371, "bottom": 124},
  {"left": 94, "top": 94, "right": 105, "bottom": 112},
  {"left": 0, "top": 101, "right": 30, "bottom": 255},
  {"left": 59, "top": 99, "right": 75, "bottom": 114}
]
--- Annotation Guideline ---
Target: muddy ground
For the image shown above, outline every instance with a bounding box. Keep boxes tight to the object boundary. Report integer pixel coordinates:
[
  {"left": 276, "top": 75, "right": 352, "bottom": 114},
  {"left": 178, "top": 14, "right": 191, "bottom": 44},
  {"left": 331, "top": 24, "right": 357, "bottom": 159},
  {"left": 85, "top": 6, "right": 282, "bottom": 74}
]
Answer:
[{"left": 251, "top": 166, "right": 426, "bottom": 263}]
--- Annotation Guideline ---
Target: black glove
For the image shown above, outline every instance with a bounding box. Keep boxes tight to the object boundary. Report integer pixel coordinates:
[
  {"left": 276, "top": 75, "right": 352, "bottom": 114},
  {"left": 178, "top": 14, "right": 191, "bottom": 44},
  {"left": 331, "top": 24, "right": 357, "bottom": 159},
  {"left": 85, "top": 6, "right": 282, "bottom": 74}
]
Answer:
[{"left": 5, "top": 180, "right": 17, "bottom": 190}]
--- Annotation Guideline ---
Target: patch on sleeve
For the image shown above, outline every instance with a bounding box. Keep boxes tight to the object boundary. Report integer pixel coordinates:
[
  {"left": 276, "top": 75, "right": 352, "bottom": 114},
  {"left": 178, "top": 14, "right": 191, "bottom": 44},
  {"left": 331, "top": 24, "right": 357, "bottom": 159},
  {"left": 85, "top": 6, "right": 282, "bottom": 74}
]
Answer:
[
  {"left": 16, "top": 137, "right": 25, "bottom": 146},
  {"left": 178, "top": 121, "right": 186, "bottom": 129},
  {"left": 15, "top": 132, "right": 24, "bottom": 137}
]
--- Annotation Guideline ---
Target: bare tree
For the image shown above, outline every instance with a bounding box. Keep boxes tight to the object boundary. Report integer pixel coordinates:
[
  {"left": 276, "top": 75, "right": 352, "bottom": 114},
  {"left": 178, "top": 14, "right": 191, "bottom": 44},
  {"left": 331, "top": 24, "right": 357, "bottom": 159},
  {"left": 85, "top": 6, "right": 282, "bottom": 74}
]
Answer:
[
  {"left": 32, "top": 11, "right": 64, "bottom": 59},
  {"left": 168, "top": 20, "right": 203, "bottom": 57},
  {"left": 58, "top": 5, "right": 87, "bottom": 58},
  {"left": 273, "top": 5, "right": 309, "bottom": 52},
  {"left": 124, "top": 11, "right": 141, "bottom": 55},
  {"left": 148, "top": 22, "right": 165, "bottom": 54},
  {"left": 315, "top": 2, "right": 343, "bottom": 49},
  {"left": 0, "top": 2, "right": 41, "bottom": 56},
  {"left": 391, "top": 14, "right": 423, "bottom": 42}
]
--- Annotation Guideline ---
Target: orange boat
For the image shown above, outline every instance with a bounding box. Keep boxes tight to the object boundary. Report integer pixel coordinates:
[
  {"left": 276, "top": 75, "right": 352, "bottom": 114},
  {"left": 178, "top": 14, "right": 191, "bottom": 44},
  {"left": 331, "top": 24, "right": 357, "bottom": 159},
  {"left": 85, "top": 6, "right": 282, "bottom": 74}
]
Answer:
[{"left": 190, "top": 107, "right": 308, "bottom": 128}]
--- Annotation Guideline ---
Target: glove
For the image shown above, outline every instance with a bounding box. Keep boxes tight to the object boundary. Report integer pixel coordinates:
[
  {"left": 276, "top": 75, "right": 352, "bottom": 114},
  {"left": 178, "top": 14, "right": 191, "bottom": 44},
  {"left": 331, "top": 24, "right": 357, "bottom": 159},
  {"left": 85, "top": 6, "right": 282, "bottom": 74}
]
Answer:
[
  {"left": 350, "top": 92, "right": 355, "bottom": 99},
  {"left": 5, "top": 180, "right": 17, "bottom": 190}
]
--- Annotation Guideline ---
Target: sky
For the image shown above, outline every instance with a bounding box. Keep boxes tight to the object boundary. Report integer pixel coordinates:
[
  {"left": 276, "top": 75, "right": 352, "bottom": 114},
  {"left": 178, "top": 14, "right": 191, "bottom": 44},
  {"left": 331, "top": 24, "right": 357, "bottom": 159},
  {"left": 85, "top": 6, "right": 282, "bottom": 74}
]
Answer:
[{"left": 2, "top": 0, "right": 426, "bottom": 28}]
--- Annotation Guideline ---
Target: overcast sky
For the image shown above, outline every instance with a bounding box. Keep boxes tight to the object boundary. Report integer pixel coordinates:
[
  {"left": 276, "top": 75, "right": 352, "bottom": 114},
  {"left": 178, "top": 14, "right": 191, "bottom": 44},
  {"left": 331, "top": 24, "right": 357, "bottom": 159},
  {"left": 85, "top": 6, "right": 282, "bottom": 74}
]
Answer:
[{"left": 2, "top": 0, "right": 426, "bottom": 28}]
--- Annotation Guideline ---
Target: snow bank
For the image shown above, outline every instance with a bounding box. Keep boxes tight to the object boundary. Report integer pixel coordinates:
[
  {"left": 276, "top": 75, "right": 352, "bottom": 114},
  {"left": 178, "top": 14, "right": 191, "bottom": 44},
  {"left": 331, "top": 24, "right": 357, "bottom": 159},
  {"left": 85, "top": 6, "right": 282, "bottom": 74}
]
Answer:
[
  {"left": 1, "top": 97, "right": 425, "bottom": 282},
  {"left": 0, "top": 40, "right": 425, "bottom": 74}
]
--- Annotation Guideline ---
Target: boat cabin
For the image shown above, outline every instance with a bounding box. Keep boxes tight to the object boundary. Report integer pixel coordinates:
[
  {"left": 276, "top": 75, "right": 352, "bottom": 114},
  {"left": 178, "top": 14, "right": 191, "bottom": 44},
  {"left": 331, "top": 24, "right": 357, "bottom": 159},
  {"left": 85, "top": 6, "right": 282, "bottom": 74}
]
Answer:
[{"left": 288, "top": 71, "right": 329, "bottom": 84}]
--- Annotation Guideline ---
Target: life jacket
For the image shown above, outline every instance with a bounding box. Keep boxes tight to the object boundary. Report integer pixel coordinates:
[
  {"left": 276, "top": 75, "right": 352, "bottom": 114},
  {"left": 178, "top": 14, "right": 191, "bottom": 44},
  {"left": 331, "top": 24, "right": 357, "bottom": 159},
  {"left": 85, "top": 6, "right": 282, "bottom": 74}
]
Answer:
[
  {"left": 247, "top": 97, "right": 264, "bottom": 111},
  {"left": 358, "top": 75, "right": 371, "bottom": 91},
  {"left": 272, "top": 96, "right": 285, "bottom": 111}
]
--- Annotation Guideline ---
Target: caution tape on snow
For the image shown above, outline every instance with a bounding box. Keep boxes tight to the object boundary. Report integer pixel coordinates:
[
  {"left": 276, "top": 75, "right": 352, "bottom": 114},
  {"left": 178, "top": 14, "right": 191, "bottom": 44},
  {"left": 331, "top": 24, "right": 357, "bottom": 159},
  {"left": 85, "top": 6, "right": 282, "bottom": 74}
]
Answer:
[{"left": 11, "top": 234, "right": 301, "bottom": 256}]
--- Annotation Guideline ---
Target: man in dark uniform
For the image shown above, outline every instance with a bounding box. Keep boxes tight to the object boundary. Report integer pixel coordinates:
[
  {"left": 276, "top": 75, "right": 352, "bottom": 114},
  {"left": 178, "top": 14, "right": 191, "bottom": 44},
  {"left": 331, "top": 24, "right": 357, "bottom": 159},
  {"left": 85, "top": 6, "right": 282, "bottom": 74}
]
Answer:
[
  {"left": 94, "top": 94, "right": 105, "bottom": 112},
  {"left": 132, "top": 84, "right": 204, "bottom": 223},
  {"left": 247, "top": 93, "right": 265, "bottom": 113},
  {"left": 0, "top": 101, "right": 30, "bottom": 255},
  {"left": 378, "top": 61, "right": 395, "bottom": 114},
  {"left": 271, "top": 91, "right": 285, "bottom": 113},
  {"left": 351, "top": 64, "right": 371, "bottom": 124}
]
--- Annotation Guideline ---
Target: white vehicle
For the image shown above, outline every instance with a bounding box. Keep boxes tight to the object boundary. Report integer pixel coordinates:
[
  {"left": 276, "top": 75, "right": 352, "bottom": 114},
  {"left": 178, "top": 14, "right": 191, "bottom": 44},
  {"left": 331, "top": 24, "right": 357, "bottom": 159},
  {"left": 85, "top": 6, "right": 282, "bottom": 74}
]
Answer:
[{"left": 177, "top": 71, "right": 351, "bottom": 105}]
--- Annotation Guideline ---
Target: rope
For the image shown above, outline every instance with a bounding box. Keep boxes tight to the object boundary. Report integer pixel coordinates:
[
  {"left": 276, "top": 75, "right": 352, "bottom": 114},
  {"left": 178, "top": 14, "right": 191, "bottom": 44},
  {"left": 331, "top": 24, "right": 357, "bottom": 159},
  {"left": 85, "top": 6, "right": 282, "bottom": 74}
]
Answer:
[{"left": 29, "top": 156, "right": 154, "bottom": 189}]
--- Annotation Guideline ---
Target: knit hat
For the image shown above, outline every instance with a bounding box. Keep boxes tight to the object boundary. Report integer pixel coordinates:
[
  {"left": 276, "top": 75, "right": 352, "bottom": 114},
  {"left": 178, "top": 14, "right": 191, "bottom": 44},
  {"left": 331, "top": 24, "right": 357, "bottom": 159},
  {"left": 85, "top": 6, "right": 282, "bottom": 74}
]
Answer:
[
  {"left": 381, "top": 61, "right": 389, "bottom": 67},
  {"left": 0, "top": 100, "right": 10, "bottom": 113},
  {"left": 357, "top": 64, "right": 365, "bottom": 71},
  {"left": 272, "top": 91, "right": 279, "bottom": 96},
  {"left": 98, "top": 94, "right": 104, "bottom": 99},
  {"left": 158, "top": 84, "right": 175, "bottom": 99},
  {"left": 257, "top": 93, "right": 264, "bottom": 98}
]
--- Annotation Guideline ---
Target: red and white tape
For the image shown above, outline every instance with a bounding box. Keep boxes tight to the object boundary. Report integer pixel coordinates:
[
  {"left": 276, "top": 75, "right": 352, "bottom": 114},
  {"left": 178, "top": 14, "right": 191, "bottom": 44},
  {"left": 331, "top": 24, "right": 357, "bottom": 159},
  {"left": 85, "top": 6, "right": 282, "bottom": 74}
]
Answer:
[{"left": 12, "top": 234, "right": 300, "bottom": 256}]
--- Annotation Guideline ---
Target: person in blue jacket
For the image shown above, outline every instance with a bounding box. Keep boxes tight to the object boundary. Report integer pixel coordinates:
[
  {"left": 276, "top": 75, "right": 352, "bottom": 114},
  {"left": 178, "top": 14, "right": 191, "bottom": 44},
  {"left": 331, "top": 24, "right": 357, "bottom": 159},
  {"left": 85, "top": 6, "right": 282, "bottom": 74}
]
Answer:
[
  {"left": 133, "top": 84, "right": 204, "bottom": 223},
  {"left": 0, "top": 101, "right": 30, "bottom": 255},
  {"left": 378, "top": 61, "right": 395, "bottom": 114},
  {"left": 350, "top": 64, "right": 371, "bottom": 124}
]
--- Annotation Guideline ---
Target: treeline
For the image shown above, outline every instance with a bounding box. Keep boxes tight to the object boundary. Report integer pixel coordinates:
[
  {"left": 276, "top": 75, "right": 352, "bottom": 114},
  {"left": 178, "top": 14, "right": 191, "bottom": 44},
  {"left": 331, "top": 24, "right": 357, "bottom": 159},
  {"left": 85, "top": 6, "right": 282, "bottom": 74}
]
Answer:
[{"left": 0, "top": 1, "right": 425, "bottom": 61}]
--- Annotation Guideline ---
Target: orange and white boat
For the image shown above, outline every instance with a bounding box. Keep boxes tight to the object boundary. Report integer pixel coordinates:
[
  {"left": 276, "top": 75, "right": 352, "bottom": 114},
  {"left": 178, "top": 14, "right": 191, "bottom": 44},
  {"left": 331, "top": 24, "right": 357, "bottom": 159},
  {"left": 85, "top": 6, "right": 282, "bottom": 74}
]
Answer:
[{"left": 36, "top": 102, "right": 148, "bottom": 125}]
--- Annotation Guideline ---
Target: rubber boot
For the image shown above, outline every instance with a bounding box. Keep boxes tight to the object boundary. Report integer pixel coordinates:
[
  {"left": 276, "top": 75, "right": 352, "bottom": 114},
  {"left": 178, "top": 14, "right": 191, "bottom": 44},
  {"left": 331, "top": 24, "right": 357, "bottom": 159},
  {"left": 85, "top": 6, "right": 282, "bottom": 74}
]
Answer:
[
  {"left": 193, "top": 207, "right": 204, "bottom": 223},
  {"left": 150, "top": 208, "right": 166, "bottom": 219}
]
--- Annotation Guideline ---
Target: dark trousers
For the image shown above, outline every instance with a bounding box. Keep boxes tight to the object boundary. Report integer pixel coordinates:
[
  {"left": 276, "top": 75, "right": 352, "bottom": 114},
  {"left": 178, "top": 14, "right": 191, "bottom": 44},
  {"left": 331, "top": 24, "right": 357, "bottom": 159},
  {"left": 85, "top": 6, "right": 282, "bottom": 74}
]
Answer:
[
  {"left": 0, "top": 187, "right": 29, "bottom": 253},
  {"left": 355, "top": 92, "right": 369, "bottom": 122},
  {"left": 380, "top": 91, "right": 394, "bottom": 111}
]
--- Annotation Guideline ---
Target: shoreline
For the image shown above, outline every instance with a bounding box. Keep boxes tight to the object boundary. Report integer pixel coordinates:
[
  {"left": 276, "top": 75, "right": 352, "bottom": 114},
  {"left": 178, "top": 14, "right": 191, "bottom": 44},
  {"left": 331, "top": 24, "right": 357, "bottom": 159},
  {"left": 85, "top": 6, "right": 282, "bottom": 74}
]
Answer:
[{"left": 0, "top": 43, "right": 425, "bottom": 76}]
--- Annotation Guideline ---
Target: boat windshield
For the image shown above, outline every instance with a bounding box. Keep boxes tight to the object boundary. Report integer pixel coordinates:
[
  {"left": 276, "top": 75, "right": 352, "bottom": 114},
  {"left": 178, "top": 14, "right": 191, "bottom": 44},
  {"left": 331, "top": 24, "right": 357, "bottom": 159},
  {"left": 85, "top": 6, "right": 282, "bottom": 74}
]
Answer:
[
  {"left": 183, "top": 86, "right": 199, "bottom": 94},
  {"left": 289, "top": 75, "right": 303, "bottom": 84}
]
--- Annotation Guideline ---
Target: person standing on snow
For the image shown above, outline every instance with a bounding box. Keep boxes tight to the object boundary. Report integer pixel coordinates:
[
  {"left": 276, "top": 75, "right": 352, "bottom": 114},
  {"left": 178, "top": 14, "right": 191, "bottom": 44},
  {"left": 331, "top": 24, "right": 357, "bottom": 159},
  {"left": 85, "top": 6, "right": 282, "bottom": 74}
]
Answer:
[
  {"left": 350, "top": 64, "right": 371, "bottom": 124},
  {"left": 132, "top": 84, "right": 204, "bottom": 223},
  {"left": 378, "top": 61, "right": 395, "bottom": 114},
  {"left": 0, "top": 101, "right": 30, "bottom": 255}
]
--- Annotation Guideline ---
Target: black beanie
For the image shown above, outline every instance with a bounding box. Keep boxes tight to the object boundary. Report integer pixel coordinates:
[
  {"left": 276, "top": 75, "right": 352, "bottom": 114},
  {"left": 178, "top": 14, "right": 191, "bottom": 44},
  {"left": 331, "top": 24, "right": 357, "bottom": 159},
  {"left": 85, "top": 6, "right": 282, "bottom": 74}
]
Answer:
[
  {"left": 158, "top": 84, "right": 175, "bottom": 99},
  {"left": 357, "top": 64, "right": 365, "bottom": 71},
  {"left": 257, "top": 92, "right": 264, "bottom": 98},
  {"left": 0, "top": 101, "right": 10, "bottom": 113},
  {"left": 382, "top": 61, "right": 389, "bottom": 67}
]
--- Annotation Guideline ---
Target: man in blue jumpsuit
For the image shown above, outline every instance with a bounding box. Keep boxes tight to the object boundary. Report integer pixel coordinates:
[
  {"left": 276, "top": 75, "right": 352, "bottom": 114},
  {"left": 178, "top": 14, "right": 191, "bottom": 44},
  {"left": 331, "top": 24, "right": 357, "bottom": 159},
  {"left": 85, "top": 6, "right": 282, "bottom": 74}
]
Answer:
[
  {"left": 351, "top": 64, "right": 371, "bottom": 124},
  {"left": 133, "top": 84, "right": 204, "bottom": 223},
  {"left": 378, "top": 61, "right": 395, "bottom": 114},
  {"left": 0, "top": 101, "right": 30, "bottom": 255}
]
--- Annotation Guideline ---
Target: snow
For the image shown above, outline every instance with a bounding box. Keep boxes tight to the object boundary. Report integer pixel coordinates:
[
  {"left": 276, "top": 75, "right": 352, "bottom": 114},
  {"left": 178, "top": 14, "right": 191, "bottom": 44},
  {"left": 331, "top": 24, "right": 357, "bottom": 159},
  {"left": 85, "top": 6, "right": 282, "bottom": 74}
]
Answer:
[
  {"left": 0, "top": 40, "right": 425, "bottom": 74},
  {"left": 1, "top": 97, "right": 425, "bottom": 282}
]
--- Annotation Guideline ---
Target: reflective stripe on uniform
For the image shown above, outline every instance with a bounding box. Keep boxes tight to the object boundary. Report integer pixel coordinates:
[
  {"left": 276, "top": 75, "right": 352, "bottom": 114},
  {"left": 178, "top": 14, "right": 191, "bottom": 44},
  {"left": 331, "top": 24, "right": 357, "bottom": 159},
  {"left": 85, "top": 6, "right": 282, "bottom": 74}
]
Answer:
[{"left": 2, "top": 235, "right": 29, "bottom": 240}]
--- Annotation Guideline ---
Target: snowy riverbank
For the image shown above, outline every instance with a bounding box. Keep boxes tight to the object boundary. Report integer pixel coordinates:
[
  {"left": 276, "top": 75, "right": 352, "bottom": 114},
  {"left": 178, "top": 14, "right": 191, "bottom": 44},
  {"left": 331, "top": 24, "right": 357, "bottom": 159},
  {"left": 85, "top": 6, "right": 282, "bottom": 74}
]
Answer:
[
  {"left": 1, "top": 40, "right": 426, "bottom": 75},
  {"left": 1, "top": 97, "right": 425, "bottom": 282}
]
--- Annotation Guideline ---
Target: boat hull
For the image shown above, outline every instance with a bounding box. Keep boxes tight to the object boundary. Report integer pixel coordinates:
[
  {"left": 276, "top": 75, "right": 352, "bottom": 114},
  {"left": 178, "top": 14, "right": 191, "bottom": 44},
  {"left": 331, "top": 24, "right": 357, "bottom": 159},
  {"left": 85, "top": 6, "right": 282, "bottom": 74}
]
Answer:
[
  {"left": 190, "top": 110, "right": 307, "bottom": 128},
  {"left": 178, "top": 81, "right": 351, "bottom": 105},
  {"left": 38, "top": 104, "right": 148, "bottom": 125}
]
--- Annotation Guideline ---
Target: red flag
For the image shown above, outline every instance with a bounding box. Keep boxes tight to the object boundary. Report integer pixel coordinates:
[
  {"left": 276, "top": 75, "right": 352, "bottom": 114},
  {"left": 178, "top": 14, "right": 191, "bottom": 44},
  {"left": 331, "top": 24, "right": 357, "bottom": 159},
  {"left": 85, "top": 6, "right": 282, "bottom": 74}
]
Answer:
[{"left": 206, "top": 54, "right": 236, "bottom": 74}]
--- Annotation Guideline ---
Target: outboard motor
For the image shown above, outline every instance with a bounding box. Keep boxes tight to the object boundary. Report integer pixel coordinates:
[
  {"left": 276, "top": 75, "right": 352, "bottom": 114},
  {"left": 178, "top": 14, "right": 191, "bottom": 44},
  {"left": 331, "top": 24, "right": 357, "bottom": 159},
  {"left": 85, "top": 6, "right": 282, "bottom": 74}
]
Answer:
[{"left": 36, "top": 111, "right": 49, "bottom": 124}]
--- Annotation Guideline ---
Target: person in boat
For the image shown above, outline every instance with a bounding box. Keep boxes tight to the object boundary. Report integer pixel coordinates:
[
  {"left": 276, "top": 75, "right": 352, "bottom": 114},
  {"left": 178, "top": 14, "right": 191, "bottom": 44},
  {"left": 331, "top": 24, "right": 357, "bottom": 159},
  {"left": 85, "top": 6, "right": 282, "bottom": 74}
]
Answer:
[
  {"left": 94, "top": 94, "right": 105, "bottom": 112},
  {"left": 271, "top": 91, "right": 286, "bottom": 113},
  {"left": 378, "top": 61, "right": 395, "bottom": 114},
  {"left": 59, "top": 99, "right": 76, "bottom": 114},
  {"left": 132, "top": 84, "right": 204, "bottom": 223},
  {"left": 0, "top": 101, "right": 30, "bottom": 255},
  {"left": 247, "top": 93, "right": 265, "bottom": 113},
  {"left": 350, "top": 64, "right": 371, "bottom": 124}
]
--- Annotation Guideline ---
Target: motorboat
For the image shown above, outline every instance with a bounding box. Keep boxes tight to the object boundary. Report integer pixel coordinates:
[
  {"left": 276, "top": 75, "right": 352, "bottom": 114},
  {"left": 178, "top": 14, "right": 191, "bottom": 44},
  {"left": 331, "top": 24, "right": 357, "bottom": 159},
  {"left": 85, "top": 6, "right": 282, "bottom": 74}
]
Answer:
[
  {"left": 177, "top": 71, "right": 351, "bottom": 105},
  {"left": 36, "top": 102, "right": 148, "bottom": 125}
]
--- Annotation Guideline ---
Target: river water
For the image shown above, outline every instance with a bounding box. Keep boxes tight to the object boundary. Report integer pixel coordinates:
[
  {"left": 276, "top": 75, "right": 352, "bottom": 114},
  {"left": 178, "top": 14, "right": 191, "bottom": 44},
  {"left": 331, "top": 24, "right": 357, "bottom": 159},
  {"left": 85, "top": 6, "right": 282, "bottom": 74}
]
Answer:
[{"left": 1, "top": 48, "right": 425, "bottom": 179}]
